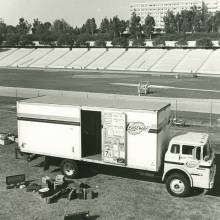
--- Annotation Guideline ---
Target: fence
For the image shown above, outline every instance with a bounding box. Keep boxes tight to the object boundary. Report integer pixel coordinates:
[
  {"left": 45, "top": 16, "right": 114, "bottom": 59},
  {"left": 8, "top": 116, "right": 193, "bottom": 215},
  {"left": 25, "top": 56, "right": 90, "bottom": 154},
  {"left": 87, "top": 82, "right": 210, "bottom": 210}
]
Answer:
[{"left": 0, "top": 86, "right": 220, "bottom": 128}]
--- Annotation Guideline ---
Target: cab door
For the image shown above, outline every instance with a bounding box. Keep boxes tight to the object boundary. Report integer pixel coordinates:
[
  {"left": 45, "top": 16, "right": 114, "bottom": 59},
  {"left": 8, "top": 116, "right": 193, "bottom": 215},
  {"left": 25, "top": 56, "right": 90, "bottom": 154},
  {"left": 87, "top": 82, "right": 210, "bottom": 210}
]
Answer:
[{"left": 180, "top": 145, "right": 202, "bottom": 186}]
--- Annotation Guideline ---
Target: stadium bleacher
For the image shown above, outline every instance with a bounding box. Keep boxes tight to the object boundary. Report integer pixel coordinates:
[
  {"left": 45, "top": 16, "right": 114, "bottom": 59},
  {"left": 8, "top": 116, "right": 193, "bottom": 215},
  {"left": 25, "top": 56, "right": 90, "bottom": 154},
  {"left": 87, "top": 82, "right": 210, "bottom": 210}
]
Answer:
[
  {"left": 67, "top": 48, "right": 106, "bottom": 69},
  {"left": 17, "top": 48, "right": 53, "bottom": 67},
  {"left": 87, "top": 48, "right": 125, "bottom": 70},
  {"left": 49, "top": 48, "right": 88, "bottom": 68},
  {"left": 128, "top": 49, "right": 168, "bottom": 71},
  {"left": 30, "top": 48, "right": 69, "bottom": 68},
  {"left": 0, "top": 48, "right": 18, "bottom": 61},
  {"left": 0, "top": 47, "right": 220, "bottom": 76},
  {"left": 199, "top": 49, "right": 220, "bottom": 75},
  {"left": 173, "top": 49, "right": 213, "bottom": 73},
  {"left": 150, "top": 49, "right": 189, "bottom": 72},
  {"left": 0, "top": 48, "right": 34, "bottom": 67},
  {"left": 106, "top": 49, "right": 145, "bottom": 70}
]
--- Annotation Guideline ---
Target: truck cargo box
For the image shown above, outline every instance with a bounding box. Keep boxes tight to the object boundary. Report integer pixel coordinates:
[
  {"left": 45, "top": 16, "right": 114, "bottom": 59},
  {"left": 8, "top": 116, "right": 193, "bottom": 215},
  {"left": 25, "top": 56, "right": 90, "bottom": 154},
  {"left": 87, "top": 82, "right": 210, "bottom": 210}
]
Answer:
[{"left": 17, "top": 93, "right": 171, "bottom": 172}]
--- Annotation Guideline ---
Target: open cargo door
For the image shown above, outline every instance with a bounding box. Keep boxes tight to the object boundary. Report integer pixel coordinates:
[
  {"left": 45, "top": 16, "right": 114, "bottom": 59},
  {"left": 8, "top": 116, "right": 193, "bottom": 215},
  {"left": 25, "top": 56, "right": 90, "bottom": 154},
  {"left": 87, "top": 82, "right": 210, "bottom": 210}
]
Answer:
[{"left": 102, "top": 112, "right": 126, "bottom": 165}]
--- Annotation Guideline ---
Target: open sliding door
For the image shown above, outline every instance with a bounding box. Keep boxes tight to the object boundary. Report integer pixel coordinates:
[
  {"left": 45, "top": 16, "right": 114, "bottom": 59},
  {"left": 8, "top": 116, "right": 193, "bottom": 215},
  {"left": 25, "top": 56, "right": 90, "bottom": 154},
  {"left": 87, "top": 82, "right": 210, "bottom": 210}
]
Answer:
[{"left": 102, "top": 112, "right": 126, "bottom": 165}]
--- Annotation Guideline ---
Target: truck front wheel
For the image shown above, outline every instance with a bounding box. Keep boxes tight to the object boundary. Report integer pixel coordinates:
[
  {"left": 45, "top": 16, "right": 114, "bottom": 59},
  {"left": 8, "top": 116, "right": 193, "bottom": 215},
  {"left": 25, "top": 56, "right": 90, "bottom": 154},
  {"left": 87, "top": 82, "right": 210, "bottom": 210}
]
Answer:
[
  {"left": 166, "top": 173, "right": 190, "bottom": 197},
  {"left": 60, "top": 159, "right": 79, "bottom": 178}
]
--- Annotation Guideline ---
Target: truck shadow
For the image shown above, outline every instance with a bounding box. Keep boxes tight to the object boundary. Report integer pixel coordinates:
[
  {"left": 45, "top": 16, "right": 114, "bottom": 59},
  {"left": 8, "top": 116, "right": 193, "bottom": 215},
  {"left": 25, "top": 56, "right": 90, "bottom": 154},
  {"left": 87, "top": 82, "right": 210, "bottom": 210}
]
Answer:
[
  {"left": 32, "top": 154, "right": 220, "bottom": 197},
  {"left": 81, "top": 162, "right": 162, "bottom": 183}
]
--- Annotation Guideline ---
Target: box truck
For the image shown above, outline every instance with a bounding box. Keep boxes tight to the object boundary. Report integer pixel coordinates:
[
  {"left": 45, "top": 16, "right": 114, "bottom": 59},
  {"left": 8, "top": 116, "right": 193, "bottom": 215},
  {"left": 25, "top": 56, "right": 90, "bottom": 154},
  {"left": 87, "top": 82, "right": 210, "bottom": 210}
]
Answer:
[{"left": 16, "top": 93, "right": 216, "bottom": 197}]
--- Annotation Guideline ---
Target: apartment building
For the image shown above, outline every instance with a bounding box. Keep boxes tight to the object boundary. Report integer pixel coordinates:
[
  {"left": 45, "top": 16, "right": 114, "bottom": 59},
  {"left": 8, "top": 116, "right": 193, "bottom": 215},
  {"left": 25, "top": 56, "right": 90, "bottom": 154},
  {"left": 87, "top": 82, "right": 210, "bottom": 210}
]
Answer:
[{"left": 130, "top": 0, "right": 220, "bottom": 29}]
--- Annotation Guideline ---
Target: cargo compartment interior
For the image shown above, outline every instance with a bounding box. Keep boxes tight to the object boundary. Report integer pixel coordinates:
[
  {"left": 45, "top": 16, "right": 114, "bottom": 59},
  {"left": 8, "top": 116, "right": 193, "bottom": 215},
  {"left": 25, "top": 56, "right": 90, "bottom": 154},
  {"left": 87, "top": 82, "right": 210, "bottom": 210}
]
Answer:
[{"left": 81, "top": 110, "right": 102, "bottom": 160}]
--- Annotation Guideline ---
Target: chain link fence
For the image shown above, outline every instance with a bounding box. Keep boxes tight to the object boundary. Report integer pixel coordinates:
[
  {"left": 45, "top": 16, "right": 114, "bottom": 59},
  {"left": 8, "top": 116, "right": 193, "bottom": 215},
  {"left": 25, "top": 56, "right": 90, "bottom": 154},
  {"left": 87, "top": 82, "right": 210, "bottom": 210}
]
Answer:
[{"left": 1, "top": 86, "right": 220, "bottom": 129}]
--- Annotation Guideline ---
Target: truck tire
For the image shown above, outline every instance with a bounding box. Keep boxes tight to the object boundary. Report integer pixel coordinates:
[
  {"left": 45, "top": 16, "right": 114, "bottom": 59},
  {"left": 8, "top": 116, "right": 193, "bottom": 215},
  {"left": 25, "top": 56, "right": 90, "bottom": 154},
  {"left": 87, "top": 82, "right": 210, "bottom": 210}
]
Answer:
[
  {"left": 166, "top": 173, "right": 190, "bottom": 197},
  {"left": 60, "top": 159, "right": 79, "bottom": 178}
]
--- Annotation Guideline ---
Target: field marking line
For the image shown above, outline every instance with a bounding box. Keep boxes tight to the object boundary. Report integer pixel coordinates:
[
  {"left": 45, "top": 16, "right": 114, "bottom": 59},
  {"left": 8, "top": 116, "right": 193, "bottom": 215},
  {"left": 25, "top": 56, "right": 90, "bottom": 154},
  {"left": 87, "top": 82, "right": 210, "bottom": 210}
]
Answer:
[{"left": 111, "top": 83, "right": 220, "bottom": 93}]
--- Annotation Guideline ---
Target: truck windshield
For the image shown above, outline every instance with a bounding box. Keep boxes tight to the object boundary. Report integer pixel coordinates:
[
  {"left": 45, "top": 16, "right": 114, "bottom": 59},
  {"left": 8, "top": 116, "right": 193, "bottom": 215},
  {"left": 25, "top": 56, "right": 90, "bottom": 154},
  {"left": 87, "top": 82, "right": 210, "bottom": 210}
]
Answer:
[{"left": 203, "top": 142, "right": 212, "bottom": 161}]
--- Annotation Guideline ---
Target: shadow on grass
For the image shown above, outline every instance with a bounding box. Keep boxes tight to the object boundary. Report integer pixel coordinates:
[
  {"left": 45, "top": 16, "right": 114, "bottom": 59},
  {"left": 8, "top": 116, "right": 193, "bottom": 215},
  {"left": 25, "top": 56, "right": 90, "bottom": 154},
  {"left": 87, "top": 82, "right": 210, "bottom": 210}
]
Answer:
[
  {"left": 80, "top": 162, "right": 162, "bottom": 184},
  {"left": 31, "top": 154, "right": 220, "bottom": 198}
]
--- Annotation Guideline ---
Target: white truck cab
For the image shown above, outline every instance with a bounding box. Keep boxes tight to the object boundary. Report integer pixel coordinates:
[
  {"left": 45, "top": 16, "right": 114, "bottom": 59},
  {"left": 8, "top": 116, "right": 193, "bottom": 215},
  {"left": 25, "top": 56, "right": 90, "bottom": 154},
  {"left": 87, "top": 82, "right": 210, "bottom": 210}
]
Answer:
[{"left": 163, "top": 132, "right": 216, "bottom": 197}]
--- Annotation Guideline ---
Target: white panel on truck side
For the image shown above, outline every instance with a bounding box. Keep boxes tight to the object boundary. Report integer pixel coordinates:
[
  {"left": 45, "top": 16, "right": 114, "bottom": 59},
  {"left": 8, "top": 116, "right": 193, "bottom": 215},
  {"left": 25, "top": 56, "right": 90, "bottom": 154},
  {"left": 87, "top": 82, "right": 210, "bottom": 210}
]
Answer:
[
  {"left": 17, "top": 103, "right": 80, "bottom": 119},
  {"left": 156, "top": 105, "right": 171, "bottom": 170},
  {"left": 126, "top": 111, "right": 158, "bottom": 171},
  {"left": 18, "top": 120, "right": 81, "bottom": 159},
  {"left": 17, "top": 102, "right": 81, "bottom": 159}
]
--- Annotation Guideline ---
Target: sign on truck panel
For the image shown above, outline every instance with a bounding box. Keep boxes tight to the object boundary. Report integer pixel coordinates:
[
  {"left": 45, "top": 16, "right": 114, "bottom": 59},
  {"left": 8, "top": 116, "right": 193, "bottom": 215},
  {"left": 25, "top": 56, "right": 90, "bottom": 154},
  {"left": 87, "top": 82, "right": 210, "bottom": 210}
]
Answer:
[{"left": 102, "top": 112, "right": 126, "bottom": 165}]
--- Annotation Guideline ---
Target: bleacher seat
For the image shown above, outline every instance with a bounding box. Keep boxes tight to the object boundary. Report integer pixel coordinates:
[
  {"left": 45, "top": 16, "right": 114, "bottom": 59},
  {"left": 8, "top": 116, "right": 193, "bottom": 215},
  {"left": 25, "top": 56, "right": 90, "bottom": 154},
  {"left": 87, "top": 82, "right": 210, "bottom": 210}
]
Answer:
[
  {"left": 129, "top": 49, "right": 167, "bottom": 71},
  {"left": 30, "top": 48, "right": 69, "bottom": 68},
  {"left": 67, "top": 48, "right": 106, "bottom": 69},
  {"left": 199, "top": 50, "right": 220, "bottom": 75},
  {"left": 107, "top": 49, "right": 145, "bottom": 70},
  {"left": 150, "top": 49, "right": 189, "bottom": 72},
  {"left": 88, "top": 48, "right": 125, "bottom": 70},
  {"left": 17, "top": 48, "right": 53, "bottom": 67},
  {"left": 173, "top": 49, "right": 213, "bottom": 73},
  {"left": 0, "top": 48, "right": 18, "bottom": 61},
  {"left": 0, "top": 48, "right": 34, "bottom": 67},
  {"left": 49, "top": 48, "right": 88, "bottom": 68}
]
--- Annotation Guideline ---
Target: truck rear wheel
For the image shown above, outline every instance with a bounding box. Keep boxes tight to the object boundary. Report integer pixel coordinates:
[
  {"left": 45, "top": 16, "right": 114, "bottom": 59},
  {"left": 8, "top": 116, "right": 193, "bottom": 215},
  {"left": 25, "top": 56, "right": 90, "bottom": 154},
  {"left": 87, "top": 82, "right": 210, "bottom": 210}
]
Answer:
[
  {"left": 60, "top": 159, "right": 79, "bottom": 178},
  {"left": 166, "top": 173, "right": 190, "bottom": 197}
]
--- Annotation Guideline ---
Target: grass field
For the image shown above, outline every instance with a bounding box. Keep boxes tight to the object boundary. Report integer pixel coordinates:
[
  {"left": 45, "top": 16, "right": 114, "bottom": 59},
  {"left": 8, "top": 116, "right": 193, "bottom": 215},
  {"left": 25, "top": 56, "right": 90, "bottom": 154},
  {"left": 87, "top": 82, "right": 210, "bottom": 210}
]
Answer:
[
  {"left": 0, "top": 97, "right": 220, "bottom": 220},
  {"left": 1, "top": 68, "right": 220, "bottom": 99}
]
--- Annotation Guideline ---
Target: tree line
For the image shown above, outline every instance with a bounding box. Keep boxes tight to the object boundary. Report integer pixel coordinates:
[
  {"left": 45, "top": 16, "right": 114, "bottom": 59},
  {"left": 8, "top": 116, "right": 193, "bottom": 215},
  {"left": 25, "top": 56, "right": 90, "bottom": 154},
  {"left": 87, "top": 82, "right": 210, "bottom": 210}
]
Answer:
[{"left": 0, "top": 5, "right": 220, "bottom": 47}]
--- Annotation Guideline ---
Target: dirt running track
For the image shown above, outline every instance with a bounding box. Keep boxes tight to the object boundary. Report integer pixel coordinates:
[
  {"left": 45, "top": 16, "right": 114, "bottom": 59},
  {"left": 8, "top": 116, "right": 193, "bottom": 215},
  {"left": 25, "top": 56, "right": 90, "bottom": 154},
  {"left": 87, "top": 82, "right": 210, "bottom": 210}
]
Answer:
[{"left": 0, "top": 86, "right": 220, "bottom": 114}]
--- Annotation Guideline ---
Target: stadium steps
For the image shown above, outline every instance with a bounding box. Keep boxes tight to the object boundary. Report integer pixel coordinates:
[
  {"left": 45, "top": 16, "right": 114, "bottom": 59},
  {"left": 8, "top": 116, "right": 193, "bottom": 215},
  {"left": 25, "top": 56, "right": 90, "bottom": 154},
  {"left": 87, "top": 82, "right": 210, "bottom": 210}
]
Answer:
[
  {"left": 28, "top": 49, "right": 54, "bottom": 67},
  {"left": 85, "top": 50, "right": 107, "bottom": 68},
  {"left": 87, "top": 49, "right": 125, "bottom": 70},
  {"left": 0, "top": 48, "right": 18, "bottom": 61},
  {"left": 0, "top": 48, "right": 35, "bottom": 67},
  {"left": 129, "top": 49, "right": 167, "bottom": 71},
  {"left": 107, "top": 49, "right": 146, "bottom": 71},
  {"left": 150, "top": 49, "right": 189, "bottom": 72},
  {"left": 170, "top": 49, "right": 191, "bottom": 72},
  {"left": 65, "top": 49, "right": 89, "bottom": 68},
  {"left": 46, "top": 49, "right": 70, "bottom": 68},
  {"left": 31, "top": 48, "right": 69, "bottom": 68},
  {"left": 173, "top": 49, "right": 213, "bottom": 73},
  {"left": 147, "top": 49, "right": 168, "bottom": 71},
  {"left": 199, "top": 49, "right": 220, "bottom": 75},
  {"left": 196, "top": 50, "right": 214, "bottom": 73},
  {"left": 49, "top": 48, "right": 88, "bottom": 68},
  {"left": 10, "top": 49, "right": 36, "bottom": 67},
  {"left": 126, "top": 50, "right": 146, "bottom": 70},
  {"left": 105, "top": 49, "right": 127, "bottom": 69},
  {"left": 68, "top": 49, "right": 107, "bottom": 69},
  {"left": 16, "top": 48, "right": 53, "bottom": 67}
]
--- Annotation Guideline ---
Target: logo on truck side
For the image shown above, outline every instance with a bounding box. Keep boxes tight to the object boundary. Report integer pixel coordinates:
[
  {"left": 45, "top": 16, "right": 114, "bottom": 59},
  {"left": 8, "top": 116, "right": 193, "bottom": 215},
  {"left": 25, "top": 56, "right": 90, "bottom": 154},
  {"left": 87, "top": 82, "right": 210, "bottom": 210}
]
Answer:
[{"left": 127, "top": 122, "right": 149, "bottom": 135}]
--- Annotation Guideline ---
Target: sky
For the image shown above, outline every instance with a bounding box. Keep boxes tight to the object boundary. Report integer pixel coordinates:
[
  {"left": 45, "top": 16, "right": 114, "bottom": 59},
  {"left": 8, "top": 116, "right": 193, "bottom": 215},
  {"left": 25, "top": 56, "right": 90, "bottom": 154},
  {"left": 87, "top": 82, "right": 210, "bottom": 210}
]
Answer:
[{"left": 0, "top": 0, "right": 148, "bottom": 27}]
